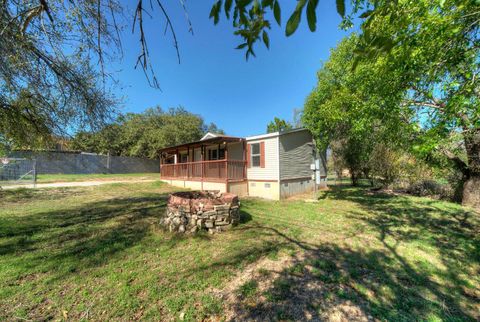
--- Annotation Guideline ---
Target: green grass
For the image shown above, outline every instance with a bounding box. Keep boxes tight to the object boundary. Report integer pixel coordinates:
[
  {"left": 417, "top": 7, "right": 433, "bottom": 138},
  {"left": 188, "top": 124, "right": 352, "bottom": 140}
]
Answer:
[
  {"left": 0, "top": 182, "right": 478, "bottom": 320},
  {"left": 36, "top": 172, "right": 159, "bottom": 183},
  {"left": 237, "top": 280, "right": 258, "bottom": 298}
]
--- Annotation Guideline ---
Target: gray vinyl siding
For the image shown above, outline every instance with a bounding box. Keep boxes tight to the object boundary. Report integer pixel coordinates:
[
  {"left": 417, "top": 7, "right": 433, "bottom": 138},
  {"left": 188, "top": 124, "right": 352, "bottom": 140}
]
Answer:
[
  {"left": 280, "top": 178, "right": 315, "bottom": 198},
  {"left": 279, "top": 130, "right": 315, "bottom": 180}
]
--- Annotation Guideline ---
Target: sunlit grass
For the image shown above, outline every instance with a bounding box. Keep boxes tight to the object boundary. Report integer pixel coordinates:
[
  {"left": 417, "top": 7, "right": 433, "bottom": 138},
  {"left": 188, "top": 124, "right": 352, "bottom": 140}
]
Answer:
[{"left": 0, "top": 182, "right": 478, "bottom": 320}]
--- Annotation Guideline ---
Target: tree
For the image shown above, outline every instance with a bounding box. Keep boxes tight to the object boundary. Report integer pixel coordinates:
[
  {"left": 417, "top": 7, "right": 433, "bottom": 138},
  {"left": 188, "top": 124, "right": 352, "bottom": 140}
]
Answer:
[
  {"left": 71, "top": 107, "right": 223, "bottom": 159},
  {"left": 205, "top": 123, "right": 225, "bottom": 135},
  {"left": 304, "top": 1, "right": 480, "bottom": 207},
  {"left": 352, "top": 0, "right": 480, "bottom": 207},
  {"left": 267, "top": 117, "right": 292, "bottom": 133},
  {"left": 3, "top": 0, "right": 479, "bottom": 205},
  {"left": 303, "top": 35, "right": 411, "bottom": 185},
  {"left": 1, "top": 2, "right": 118, "bottom": 146},
  {"left": 292, "top": 108, "right": 304, "bottom": 128},
  {"left": 0, "top": 0, "right": 359, "bottom": 149}
]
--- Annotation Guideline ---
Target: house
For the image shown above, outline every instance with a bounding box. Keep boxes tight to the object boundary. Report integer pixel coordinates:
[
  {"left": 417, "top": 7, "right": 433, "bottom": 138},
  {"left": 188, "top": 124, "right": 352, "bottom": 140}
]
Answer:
[{"left": 159, "top": 128, "right": 327, "bottom": 200}]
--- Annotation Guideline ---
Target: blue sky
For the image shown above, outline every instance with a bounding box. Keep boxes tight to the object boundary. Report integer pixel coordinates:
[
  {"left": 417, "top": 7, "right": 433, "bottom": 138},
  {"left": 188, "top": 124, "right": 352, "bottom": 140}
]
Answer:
[{"left": 113, "top": 1, "right": 353, "bottom": 137}]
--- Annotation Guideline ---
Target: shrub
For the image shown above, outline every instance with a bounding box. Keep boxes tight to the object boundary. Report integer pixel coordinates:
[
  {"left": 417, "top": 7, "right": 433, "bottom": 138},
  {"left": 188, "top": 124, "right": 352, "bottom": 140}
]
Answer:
[{"left": 406, "top": 180, "right": 454, "bottom": 200}]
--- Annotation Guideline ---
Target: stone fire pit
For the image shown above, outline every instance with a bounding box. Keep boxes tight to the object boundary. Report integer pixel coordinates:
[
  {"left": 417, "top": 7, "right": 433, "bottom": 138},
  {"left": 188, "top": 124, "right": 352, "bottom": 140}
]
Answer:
[{"left": 162, "top": 191, "right": 240, "bottom": 234}]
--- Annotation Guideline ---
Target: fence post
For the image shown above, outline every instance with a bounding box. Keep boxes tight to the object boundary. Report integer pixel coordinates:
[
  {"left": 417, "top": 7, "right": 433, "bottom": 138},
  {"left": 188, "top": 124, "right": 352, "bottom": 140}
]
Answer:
[
  {"left": 33, "top": 158, "right": 37, "bottom": 188},
  {"left": 107, "top": 151, "right": 111, "bottom": 173}
]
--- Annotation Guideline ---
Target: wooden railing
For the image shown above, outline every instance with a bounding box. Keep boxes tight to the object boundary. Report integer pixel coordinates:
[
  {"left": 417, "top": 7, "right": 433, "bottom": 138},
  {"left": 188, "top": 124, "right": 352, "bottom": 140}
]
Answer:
[{"left": 160, "top": 160, "right": 246, "bottom": 182}]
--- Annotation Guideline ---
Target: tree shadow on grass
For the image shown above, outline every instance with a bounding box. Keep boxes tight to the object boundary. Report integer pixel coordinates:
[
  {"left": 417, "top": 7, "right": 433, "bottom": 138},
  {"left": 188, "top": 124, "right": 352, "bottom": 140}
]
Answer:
[
  {"left": 222, "top": 188, "right": 479, "bottom": 321},
  {"left": 0, "top": 193, "right": 176, "bottom": 280}
]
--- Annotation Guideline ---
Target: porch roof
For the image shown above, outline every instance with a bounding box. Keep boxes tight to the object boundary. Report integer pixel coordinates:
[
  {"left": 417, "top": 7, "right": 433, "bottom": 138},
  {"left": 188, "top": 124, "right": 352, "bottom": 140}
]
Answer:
[{"left": 159, "top": 135, "right": 245, "bottom": 153}]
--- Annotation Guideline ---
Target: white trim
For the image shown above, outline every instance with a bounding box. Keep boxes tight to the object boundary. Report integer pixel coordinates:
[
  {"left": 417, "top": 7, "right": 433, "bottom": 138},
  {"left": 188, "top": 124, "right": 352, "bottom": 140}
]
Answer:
[
  {"left": 200, "top": 132, "right": 219, "bottom": 141},
  {"left": 246, "top": 132, "right": 279, "bottom": 141}
]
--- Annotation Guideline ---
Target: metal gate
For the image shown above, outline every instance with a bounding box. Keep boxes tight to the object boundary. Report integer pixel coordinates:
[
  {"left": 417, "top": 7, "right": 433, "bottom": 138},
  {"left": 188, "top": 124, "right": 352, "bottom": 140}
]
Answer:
[{"left": 0, "top": 158, "right": 37, "bottom": 187}]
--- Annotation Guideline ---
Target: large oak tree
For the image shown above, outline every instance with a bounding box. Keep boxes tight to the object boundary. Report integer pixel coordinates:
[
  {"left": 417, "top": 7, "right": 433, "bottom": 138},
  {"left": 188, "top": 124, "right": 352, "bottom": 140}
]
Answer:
[{"left": 304, "top": 0, "right": 480, "bottom": 208}]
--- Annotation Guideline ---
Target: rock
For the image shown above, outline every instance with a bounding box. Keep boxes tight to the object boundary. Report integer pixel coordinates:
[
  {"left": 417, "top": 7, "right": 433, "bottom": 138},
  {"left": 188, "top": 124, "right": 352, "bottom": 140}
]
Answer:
[
  {"left": 162, "top": 191, "right": 240, "bottom": 234},
  {"left": 203, "top": 210, "right": 216, "bottom": 217},
  {"left": 205, "top": 220, "right": 214, "bottom": 228},
  {"left": 214, "top": 204, "right": 230, "bottom": 212}
]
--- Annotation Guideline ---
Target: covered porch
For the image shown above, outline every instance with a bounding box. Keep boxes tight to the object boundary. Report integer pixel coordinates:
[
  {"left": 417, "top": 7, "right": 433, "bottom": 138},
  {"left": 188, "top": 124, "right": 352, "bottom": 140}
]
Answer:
[{"left": 159, "top": 135, "right": 247, "bottom": 183}]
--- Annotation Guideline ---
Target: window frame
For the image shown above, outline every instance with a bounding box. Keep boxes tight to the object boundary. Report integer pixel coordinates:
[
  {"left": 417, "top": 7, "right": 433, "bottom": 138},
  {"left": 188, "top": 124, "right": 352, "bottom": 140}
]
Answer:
[{"left": 250, "top": 143, "right": 261, "bottom": 167}]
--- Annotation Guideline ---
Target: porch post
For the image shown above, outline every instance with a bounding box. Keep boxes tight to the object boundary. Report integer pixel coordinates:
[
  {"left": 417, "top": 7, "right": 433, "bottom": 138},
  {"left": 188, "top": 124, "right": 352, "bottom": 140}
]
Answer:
[
  {"left": 175, "top": 148, "right": 178, "bottom": 177},
  {"left": 242, "top": 140, "right": 247, "bottom": 179},
  {"left": 201, "top": 145, "right": 204, "bottom": 190},
  {"left": 218, "top": 143, "right": 221, "bottom": 179},
  {"left": 225, "top": 144, "right": 229, "bottom": 183}
]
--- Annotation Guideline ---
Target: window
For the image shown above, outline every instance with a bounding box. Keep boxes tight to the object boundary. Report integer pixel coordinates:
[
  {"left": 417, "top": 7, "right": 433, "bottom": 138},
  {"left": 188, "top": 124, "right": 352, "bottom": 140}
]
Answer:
[
  {"left": 219, "top": 148, "right": 225, "bottom": 160},
  {"left": 264, "top": 183, "right": 271, "bottom": 188},
  {"left": 208, "top": 149, "right": 218, "bottom": 160},
  {"left": 251, "top": 143, "right": 261, "bottom": 167},
  {"left": 180, "top": 153, "right": 188, "bottom": 163}
]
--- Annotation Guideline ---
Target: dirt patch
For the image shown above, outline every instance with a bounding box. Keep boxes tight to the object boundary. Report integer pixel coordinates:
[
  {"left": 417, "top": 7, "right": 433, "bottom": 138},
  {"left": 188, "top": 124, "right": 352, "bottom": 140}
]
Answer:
[{"left": 211, "top": 250, "right": 372, "bottom": 321}]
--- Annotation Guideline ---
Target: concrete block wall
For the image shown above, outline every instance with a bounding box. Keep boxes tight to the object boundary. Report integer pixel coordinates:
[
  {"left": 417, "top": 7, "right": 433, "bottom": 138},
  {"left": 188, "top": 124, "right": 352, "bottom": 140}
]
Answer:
[{"left": 10, "top": 151, "right": 159, "bottom": 174}]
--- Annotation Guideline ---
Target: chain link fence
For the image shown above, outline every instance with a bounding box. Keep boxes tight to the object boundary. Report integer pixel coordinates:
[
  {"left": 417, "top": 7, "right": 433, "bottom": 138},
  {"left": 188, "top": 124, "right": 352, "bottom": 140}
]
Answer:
[{"left": 0, "top": 158, "right": 37, "bottom": 187}]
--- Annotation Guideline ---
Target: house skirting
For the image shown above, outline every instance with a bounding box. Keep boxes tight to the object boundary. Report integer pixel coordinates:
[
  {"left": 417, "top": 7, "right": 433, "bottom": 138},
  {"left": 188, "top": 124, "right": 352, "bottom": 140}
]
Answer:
[
  {"left": 247, "top": 180, "right": 281, "bottom": 200},
  {"left": 160, "top": 179, "right": 249, "bottom": 197},
  {"left": 160, "top": 177, "right": 325, "bottom": 200}
]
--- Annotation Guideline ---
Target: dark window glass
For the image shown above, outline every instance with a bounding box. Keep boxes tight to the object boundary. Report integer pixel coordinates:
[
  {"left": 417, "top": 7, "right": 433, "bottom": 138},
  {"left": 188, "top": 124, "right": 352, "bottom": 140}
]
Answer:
[{"left": 251, "top": 143, "right": 261, "bottom": 167}]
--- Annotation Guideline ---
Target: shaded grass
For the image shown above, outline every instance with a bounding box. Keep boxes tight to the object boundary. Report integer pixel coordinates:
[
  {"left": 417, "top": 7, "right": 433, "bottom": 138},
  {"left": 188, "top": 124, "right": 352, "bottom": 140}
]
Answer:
[{"left": 0, "top": 182, "right": 479, "bottom": 321}]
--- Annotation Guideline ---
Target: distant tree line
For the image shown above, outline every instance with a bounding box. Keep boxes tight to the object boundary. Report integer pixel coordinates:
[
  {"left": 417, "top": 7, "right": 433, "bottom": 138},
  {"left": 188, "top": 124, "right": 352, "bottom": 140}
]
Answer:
[{"left": 70, "top": 107, "right": 223, "bottom": 159}]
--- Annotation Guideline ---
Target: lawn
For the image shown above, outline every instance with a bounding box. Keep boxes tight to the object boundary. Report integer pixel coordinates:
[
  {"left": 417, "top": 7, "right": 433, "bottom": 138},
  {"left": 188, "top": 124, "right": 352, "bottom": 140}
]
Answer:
[
  {"left": 36, "top": 172, "right": 159, "bottom": 183},
  {"left": 0, "top": 182, "right": 478, "bottom": 321}
]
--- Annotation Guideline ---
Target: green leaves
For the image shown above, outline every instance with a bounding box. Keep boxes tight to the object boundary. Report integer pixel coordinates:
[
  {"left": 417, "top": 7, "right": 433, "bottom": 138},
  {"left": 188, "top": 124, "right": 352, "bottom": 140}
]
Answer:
[
  {"left": 209, "top": 0, "right": 222, "bottom": 24},
  {"left": 359, "top": 10, "right": 374, "bottom": 18},
  {"left": 273, "top": 1, "right": 281, "bottom": 25},
  {"left": 235, "top": 43, "right": 248, "bottom": 49},
  {"left": 286, "top": 0, "right": 306, "bottom": 36},
  {"left": 306, "top": 0, "right": 319, "bottom": 31},
  {"left": 336, "top": 0, "right": 345, "bottom": 17},
  {"left": 262, "top": 30, "right": 270, "bottom": 49},
  {"left": 224, "top": 0, "right": 233, "bottom": 18},
  {"left": 285, "top": 0, "right": 319, "bottom": 35},
  {"left": 286, "top": 11, "right": 301, "bottom": 36}
]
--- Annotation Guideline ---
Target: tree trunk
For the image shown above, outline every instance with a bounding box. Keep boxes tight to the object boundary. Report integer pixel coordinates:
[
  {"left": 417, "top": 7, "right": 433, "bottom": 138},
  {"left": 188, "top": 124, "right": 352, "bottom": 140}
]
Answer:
[
  {"left": 462, "top": 129, "right": 480, "bottom": 209},
  {"left": 462, "top": 176, "right": 480, "bottom": 208},
  {"left": 350, "top": 169, "right": 358, "bottom": 186}
]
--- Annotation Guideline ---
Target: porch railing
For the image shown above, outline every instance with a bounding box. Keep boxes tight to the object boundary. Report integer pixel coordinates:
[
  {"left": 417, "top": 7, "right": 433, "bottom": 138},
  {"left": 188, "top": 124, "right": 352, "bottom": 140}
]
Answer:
[{"left": 160, "top": 160, "right": 246, "bottom": 182}]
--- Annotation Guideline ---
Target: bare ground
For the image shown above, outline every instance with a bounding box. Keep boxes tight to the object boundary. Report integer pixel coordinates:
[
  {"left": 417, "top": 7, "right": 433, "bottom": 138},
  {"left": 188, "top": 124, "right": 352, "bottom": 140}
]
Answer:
[{"left": 212, "top": 250, "right": 373, "bottom": 322}]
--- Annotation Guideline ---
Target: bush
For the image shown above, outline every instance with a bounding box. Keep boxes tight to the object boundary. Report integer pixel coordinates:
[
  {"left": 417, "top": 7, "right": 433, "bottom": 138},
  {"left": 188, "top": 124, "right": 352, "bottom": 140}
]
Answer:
[{"left": 406, "top": 180, "right": 454, "bottom": 200}]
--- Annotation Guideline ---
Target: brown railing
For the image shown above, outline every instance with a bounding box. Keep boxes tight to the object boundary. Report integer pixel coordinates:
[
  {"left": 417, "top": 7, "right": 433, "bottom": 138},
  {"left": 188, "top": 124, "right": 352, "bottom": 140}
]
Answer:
[{"left": 160, "top": 160, "right": 246, "bottom": 182}]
